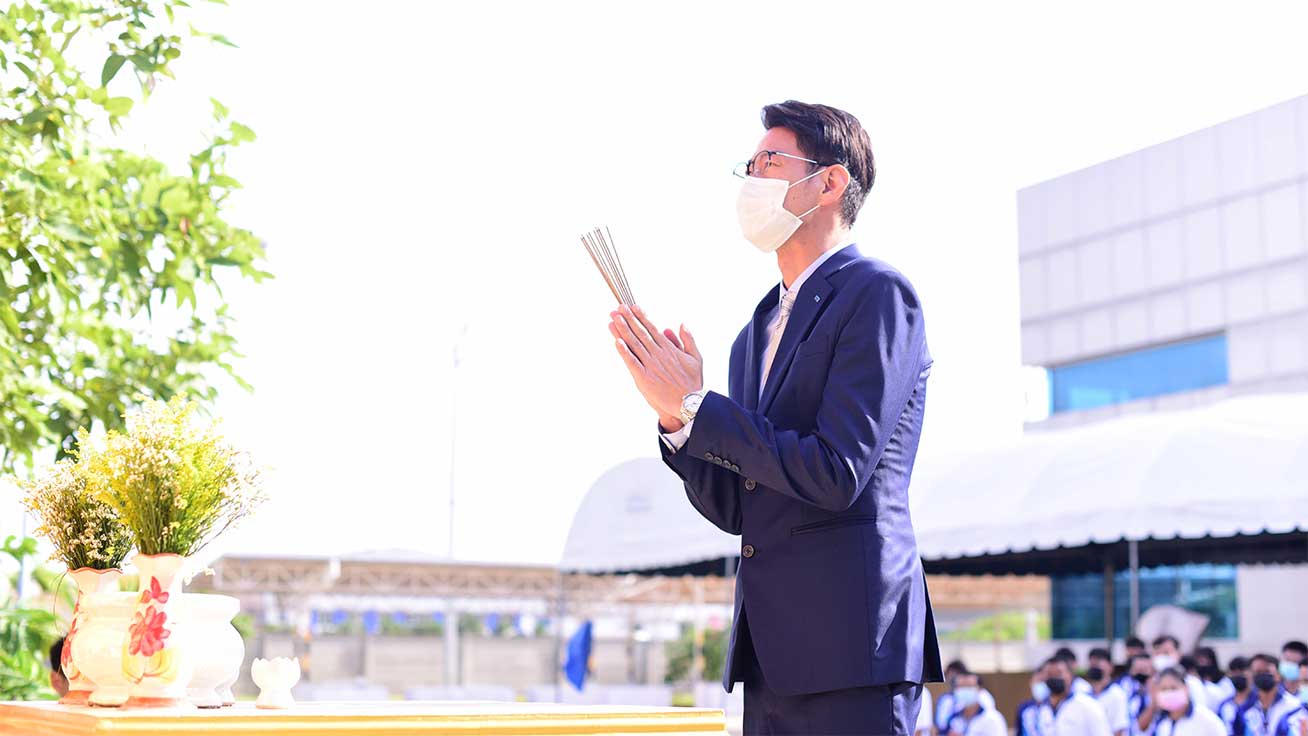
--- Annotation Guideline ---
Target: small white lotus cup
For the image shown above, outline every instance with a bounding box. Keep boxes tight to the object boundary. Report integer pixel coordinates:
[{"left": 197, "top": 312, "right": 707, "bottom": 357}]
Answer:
[{"left": 251, "top": 657, "right": 300, "bottom": 709}]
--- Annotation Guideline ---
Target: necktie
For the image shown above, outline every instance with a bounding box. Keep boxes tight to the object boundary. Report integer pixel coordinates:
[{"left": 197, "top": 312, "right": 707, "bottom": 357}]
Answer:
[{"left": 759, "top": 290, "right": 795, "bottom": 398}]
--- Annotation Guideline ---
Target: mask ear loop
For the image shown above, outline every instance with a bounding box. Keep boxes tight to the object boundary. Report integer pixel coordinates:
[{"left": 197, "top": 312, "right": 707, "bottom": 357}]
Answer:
[{"left": 790, "top": 166, "right": 830, "bottom": 221}]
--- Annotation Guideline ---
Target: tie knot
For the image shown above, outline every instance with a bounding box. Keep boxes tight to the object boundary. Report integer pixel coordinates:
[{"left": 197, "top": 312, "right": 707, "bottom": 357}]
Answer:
[{"left": 779, "top": 291, "right": 796, "bottom": 317}]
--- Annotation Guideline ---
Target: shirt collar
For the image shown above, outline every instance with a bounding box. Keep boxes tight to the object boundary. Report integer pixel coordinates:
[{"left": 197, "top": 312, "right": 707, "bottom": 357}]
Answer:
[{"left": 778, "top": 239, "right": 856, "bottom": 303}]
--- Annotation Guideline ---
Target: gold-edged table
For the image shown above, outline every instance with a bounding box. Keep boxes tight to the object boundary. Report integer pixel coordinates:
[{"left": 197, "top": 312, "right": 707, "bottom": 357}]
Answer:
[{"left": 0, "top": 700, "right": 729, "bottom": 735}]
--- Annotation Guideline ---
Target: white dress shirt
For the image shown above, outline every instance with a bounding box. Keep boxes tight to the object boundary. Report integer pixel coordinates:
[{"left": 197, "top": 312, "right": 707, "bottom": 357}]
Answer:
[
  {"left": 661, "top": 241, "right": 856, "bottom": 453},
  {"left": 946, "top": 705, "right": 1008, "bottom": 736},
  {"left": 1094, "top": 682, "right": 1131, "bottom": 734},
  {"left": 1152, "top": 704, "right": 1228, "bottom": 736}
]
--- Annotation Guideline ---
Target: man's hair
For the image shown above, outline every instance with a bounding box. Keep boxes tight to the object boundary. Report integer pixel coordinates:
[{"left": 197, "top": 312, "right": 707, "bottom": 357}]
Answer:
[
  {"left": 1228, "top": 656, "right": 1251, "bottom": 671},
  {"left": 760, "top": 100, "right": 875, "bottom": 227},
  {"left": 1126, "top": 636, "right": 1146, "bottom": 649},
  {"left": 946, "top": 659, "right": 967, "bottom": 674},
  {"left": 1195, "top": 646, "right": 1218, "bottom": 662},
  {"left": 1251, "top": 653, "right": 1280, "bottom": 669},
  {"left": 49, "top": 637, "right": 65, "bottom": 674},
  {"left": 1282, "top": 641, "right": 1308, "bottom": 657},
  {"left": 1088, "top": 647, "right": 1112, "bottom": 663},
  {"left": 1129, "top": 653, "right": 1153, "bottom": 668},
  {"left": 1153, "top": 635, "right": 1180, "bottom": 649},
  {"left": 1157, "top": 666, "right": 1188, "bottom": 685},
  {"left": 1054, "top": 647, "right": 1077, "bottom": 664}
]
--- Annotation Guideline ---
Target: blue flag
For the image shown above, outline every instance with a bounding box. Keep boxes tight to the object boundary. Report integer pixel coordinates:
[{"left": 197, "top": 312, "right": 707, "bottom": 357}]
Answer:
[{"left": 563, "top": 620, "right": 593, "bottom": 691}]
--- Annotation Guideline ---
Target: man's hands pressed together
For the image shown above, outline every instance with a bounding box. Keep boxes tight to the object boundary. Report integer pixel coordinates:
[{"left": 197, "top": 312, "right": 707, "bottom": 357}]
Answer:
[{"left": 608, "top": 305, "right": 704, "bottom": 434}]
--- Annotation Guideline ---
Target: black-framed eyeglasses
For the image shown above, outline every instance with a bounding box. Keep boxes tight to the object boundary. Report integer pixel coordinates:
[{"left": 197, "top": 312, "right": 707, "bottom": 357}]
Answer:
[{"left": 732, "top": 150, "right": 833, "bottom": 179}]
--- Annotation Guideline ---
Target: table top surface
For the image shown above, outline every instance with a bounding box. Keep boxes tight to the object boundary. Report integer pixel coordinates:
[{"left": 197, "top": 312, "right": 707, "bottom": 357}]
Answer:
[{"left": 0, "top": 700, "right": 729, "bottom": 735}]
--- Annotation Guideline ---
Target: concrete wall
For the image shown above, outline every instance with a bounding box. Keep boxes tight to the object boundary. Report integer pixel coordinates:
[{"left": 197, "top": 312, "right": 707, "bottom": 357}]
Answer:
[{"left": 1018, "top": 93, "right": 1308, "bottom": 429}]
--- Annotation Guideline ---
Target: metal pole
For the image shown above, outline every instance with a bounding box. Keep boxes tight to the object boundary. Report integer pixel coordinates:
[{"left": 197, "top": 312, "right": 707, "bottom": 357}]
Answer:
[
  {"left": 1128, "top": 539, "right": 1141, "bottom": 632},
  {"left": 553, "top": 572, "right": 566, "bottom": 703},
  {"left": 1104, "top": 554, "right": 1116, "bottom": 650}
]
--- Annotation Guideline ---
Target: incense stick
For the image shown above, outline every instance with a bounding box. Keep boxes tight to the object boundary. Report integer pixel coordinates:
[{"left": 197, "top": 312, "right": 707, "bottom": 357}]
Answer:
[{"left": 580, "top": 226, "right": 635, "bottom": 306}]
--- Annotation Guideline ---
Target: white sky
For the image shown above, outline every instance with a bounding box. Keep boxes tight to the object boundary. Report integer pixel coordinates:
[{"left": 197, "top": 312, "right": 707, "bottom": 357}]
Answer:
[{"left": 9, "top": 1, "right": 1308, "bottom": 566}]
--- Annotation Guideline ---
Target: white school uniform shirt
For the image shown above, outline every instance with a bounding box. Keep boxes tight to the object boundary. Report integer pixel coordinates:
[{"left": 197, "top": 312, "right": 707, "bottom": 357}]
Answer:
[
  {"left": 1094, "top": 682, "right": 1132, "bottom": 734},
  {"left": 1239, "top": 692, "right": 1307, "bottom": 736},
  {"left": 916, "top": 688, "right": 934, "bottom": 735},
  {"left": 946, "top": 705, "right": 1007, "bottom": 736},
  {"left": 1039, "top": 692, "right": 1114, "bottom": 736},
  {"left": 660, "top": 241, "right": 855, "bottom": 453},
  {"left": 1203, "top": 678, "right": 1236, "bottom": 712},
  {"left": 1152, "top": 704, "right": 1229, "bottom": 736}
]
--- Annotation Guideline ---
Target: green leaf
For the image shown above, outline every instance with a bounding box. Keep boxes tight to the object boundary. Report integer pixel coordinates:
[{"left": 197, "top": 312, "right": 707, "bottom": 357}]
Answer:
[
  {"left": 229, "top": 122, "right": 256, "bottom": 143},
  {"left": 101, "top": 54, "right": 126, "bottom": 86},
  {"left": 103, "top": 96, "right": 134, "bottom": 117},
  {"left": 46, "top": 222, "right": 94, "bottom": 244},
  {"left": 210, "top": 97, "right": 229, "bottom": 120},
  {"left": 210, "top": 174, "right": 240, "bottom": 188},
  {"left": 90, "top": 86, "right": 108, "bottom": 105}
]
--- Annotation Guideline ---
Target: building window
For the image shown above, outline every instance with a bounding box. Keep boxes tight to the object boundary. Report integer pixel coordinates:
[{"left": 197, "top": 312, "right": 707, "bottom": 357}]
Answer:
[
  {"left": 1051, "top": 564, "right": 1239, "bottom": 640},
  {"left": 1049, "top": 334, "right": 1229, "bottom": 414}
]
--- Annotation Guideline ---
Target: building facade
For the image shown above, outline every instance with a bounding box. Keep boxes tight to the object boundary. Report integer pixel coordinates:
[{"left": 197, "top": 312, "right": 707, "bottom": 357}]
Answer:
[{"left": 1017, "top": 94, "right": 1308, "bottom": 655}]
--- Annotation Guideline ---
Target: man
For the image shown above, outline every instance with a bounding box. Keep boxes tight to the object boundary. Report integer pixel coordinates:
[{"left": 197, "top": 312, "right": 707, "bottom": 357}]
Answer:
[
  {"left": 1216, "top": 657, "right": 1255, "bottom": 736},
  {"left": 1088, "top": 647, "right": 1132, "bottom": 736},
  {"left": 1037, "top": 657, "right": 1113, "bottom": 736},
  {"left": 1195, "top": 647, "right": 1235, "bottom": 712},
  {"left": 1153, "top": 636, "right": 1208, "bottom": 710},
  {"left": 1126, "top": 654, "right": 1157, "bottom": 736},
  {"left": 612, "top": 100, "right": 942, "bottom": 734},
  {"left": 1118, "top": 639, "right": 1149, "bottom": 687},
  {"left": 1239, "top": 654, "right": 1305, "bottom": 736},
  {"left": 48, "top": 637, "right": 68, "bottom": 697},
  {"left": 936, "top": 660, "right": 968, "bottom": 733},
  {"left": 944, "top": 671, "right": 1006, "bottom": 736},
  {"left": 1279, "top": 643, "right": 1307, "bottom": 700}
]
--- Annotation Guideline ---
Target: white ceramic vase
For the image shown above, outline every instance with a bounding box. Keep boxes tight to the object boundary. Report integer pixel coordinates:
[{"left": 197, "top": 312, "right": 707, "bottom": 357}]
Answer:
[
  {"left": 71, "top": 591, "right": 136, "bottom": 707},
  {"left": 180, "top": 594, "right": 244, "bottom": 708},
  {"left": 121, "top": 553, "right": 196, "bottom": 708},
  {"left": 60, "top": 567, "right": 123, "bottom": 706}
]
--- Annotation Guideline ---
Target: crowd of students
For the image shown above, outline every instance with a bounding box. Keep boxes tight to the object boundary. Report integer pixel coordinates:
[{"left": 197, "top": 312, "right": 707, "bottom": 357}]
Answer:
[{"left": 919, "top": 637, "right": 1308, "bottom": 736}]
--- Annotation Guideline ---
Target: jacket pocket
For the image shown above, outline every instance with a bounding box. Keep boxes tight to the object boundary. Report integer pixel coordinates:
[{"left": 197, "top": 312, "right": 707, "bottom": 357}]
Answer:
[
  {"left": 794, "top": 335, "right": 832, "bottom": 361},
  {"left": 790, "top": 514, "right": 877, "bottom": 536}
]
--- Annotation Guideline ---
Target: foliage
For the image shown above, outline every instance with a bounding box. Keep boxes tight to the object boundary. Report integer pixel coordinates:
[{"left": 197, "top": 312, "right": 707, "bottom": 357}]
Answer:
[
  {"left": 0, "top": 0, "right": 270, "bottom": 477},
  {"left": 81, "top": 395, "right": 265, "bottom": 556},
  {"left": 17, "top": 456, "right": 132, "bottom": 569},
  {"left": 942, "top": 610, "right": 1051, "bottom": 642},
  {"left": 0, "top": 536, "right": 62, "bottom": 701},
  {"left": 664, "top": 623, "right": 727, "bottom": 684}
]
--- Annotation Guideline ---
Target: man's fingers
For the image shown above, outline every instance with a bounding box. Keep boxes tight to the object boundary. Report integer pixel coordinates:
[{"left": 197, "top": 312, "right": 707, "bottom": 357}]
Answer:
[
  {"left": 664, "top": 328, "right": 683, "bottom": 350},
  {"left": 629, "top": 305, "right": 670, "bottom": 350},
  {"left": 610, "top": 316, "right": 650, "bottom": 361},
  {"left": 679, "top": 324, "right": 701, "bottom": 360},
  {"left": 614, "top": 338, "right": 643, "bottom": 374}
]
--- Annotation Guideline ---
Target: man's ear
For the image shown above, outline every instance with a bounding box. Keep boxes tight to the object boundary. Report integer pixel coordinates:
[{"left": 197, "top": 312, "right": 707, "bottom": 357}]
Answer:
[{"left": 820, "top": 164, "right": 851, "bottom": 205}]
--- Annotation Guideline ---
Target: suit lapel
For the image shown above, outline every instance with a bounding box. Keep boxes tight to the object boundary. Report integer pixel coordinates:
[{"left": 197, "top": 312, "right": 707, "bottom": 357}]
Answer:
[
  {"left": 757, "top": 245, "right": 862, "bottom": 415},
  {"left": 743, "top": 288, "right": 778, "bottom": 412}
]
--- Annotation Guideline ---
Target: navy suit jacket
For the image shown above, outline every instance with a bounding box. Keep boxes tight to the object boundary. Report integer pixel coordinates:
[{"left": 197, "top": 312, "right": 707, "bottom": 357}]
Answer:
[{"left": 660, "top": 244, "right": 943, "bottom": 696}]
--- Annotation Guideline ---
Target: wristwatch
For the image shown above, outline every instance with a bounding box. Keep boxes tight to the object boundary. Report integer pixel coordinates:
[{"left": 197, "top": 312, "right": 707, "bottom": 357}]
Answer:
[{"left": 679, "top": 391, "right": 706, "bottom": 425}]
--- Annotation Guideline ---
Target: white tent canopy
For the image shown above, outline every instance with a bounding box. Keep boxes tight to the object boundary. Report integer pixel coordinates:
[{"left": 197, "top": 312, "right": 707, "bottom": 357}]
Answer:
[
  {"left": 560, "top": 458, "right": 739, "bottom": 574},
  {"left": 910, "top": 392, "right": 1308, "bottom": 565}
]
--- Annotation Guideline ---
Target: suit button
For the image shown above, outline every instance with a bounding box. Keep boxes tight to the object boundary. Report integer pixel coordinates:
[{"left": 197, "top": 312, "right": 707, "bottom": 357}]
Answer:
[
  {"left": 744, "top": 479, "right": 757, "bottom": 491},
  {"left": 730, "top": 464, "right": 740, "bottom": 472},
  {"left": 713, "top": 457, "right": 724, "bottom": 466},
  {"left": 742, "top": 544, "right": 755, "bottom": 559},
  {"left": 704, "top": 452, "right": 714, "bottom": 461}
]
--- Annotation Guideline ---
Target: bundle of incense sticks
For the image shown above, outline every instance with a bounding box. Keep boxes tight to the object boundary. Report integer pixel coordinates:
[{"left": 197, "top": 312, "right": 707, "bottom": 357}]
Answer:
[{"left": 580, "top": 226, "right": 635, "bottom": 306}]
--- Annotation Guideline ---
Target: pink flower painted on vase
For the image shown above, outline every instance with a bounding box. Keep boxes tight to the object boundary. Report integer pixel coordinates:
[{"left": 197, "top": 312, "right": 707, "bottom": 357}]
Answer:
[
  {"left": 138, "top": 576, "right": 170, "bottom": 606},
  {"left": 127, "top": 607, "right": 170, "bottom": 658}
]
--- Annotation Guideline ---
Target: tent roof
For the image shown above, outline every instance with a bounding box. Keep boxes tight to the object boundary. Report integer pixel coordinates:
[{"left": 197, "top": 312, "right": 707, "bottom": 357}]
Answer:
[
  {"left": 560, "top": 458, "right": 739, "bottom": 574},
  {"left": 911, "top": 392, "right": 1308, "bottom": 575}
]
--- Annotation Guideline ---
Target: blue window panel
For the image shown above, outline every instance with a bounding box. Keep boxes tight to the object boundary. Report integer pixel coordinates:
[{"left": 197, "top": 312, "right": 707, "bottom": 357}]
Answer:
[
  {"left": 1051, "top": 564, "right": 1238, "bottom": 640},
  {"left": 1050, "top": 334, "right": 1229, "bottom": 413}
]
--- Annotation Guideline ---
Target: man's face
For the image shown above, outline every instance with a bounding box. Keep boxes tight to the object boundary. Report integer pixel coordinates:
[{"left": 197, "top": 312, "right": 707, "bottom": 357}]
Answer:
[
  {"left": 1282, "top": 649, "right": 1304, "bottom": 665},
  {"left": 1154, "top": 640, "right": 1179, "bottom": 659},
  {"left": 1130, "top": 657, "right": 1155, "bottom": 680},
  {"left": 1044, "top": 660, "right": 1072, "bottom": 687},
  {"left": 1089, "top": 656, "right": 1112, "bottom": 681},
  {"left": 1251, "top": 658, "right": 1278, "bottom": 681},
  {"left": 749, "top": 127, "right": 825, "bottom": 216}
]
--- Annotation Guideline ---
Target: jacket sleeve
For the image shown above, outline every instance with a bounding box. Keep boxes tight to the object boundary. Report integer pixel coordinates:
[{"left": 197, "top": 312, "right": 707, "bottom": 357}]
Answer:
[
  {"left": 684, "top": 272, "right": 926, "bottom": 512},
  {"left": 659, "top": 429, "right": 742, "bottom": 535}
]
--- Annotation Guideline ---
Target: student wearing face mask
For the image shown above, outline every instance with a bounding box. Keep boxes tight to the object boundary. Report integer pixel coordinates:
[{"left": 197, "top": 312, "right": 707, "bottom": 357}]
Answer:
[
  {"left": 1239, "top": 654, "right": 1306, "bottom": 736},
  {"left": 1088, "top": 647, "right": 1132, "bottom": 736},
  {"left": 619, "top": 100, "right": 942, "bottom": 736},
  {"left": 945, "top": 671, "right": 1007, "bottom": 736},
  {"left": 1017, "top": 671, "right": 1050, "bottom": 736},
  {"left": 1152, "top": 668, "right": 1228, "bottom": 736},
  {"left": 1127, "top": 654, "right": 1158, "bottom": 736},
  {"left": 1119, "top": 639, "right": 1149, "bottom": 689},
  {"left": 1153, "top": 636, "right": 1210, "bottom": 711},
  {"left": 1037, "top": 657, "right": 1114, "bottom": 736},
  {"left": 1217, "top": 657, "right": 1256, "bottom": 736},
  {"left": 1279, "top": 643, "right": 1307, "bottom": 700}
]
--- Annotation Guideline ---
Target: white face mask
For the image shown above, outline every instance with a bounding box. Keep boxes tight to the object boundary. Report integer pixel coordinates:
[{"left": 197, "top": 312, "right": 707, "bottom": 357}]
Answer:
[
  {"left": 735, "top": 167, "right": 827, "bottom": 253},
  {"left": 1153, "top": 654, "right": 1178, "bottom": 672}
]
